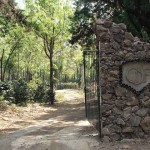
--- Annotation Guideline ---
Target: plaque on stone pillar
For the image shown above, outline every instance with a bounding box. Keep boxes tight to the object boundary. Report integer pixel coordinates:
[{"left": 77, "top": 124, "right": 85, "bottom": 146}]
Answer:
[{"left": 120, "top": 60, "right": 150, "bottom": 94}]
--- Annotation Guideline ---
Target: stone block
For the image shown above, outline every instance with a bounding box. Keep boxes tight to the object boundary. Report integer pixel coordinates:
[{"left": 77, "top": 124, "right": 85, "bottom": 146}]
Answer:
[
  {"left": 109, "top": 124, "right": 121, "bottom": 133},
  {"left": 118, "top": 23, "right": 127, "bottom": 31},
  {"left": 136, "top": 108, "right": 148, "bottom": 117},
  {"left": 116, "top": 118, "right": 125, "bottom": 126},
  {"left": 102, "top": 128, "right": 110, "bottom": 136},
  {"left": 126, "top": 97, "right": 139, "bottom": 106},
  {"left": 111, "top": 25, "right": 122, "bottom": 33},
  {"left": 96, "top": 25, "right": 108, "bottom": 32},
  {"left": 130, "top": 115, "right": 141, "bottom": 127},
  {"left": 102, "top": 94, "right": 112, "bottom": 100},
  {"left": 140, "top": 116, "right": 150, "bottom": 132},
  {"left": 125, "top": 32, "right": 134, "bottom": 41},
  {"left": 111, "top": 41, "right": 120, "bottom": 50},
  {"left": 124, "top": 39, "right": 132, "bottom": 47},
  {"left": 103, "top": 136, "right": 110, "bottom": 143},
  {"left": 103, "top": 21, "right": 113, "bottom": 28},
  {"left": 123, "top": 107, "right": 132, "bottom": 120},
  {"left": 122, "top": 127, "right": 134, "bottom": 133},
  {"left": 113, "top": 107, "right": 122, "bottom": 115},
  {"left": 115, "top": 87, "right": 127, "bottom": 97}
]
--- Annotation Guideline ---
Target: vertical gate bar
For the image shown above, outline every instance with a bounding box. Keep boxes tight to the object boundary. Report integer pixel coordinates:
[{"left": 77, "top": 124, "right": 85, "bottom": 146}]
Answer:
[
  {"left": 98, "top": 41, "right": 102, "bottom": 138},
  {"left": 83, "top": 51, "right": 88, "bottom": 118}
]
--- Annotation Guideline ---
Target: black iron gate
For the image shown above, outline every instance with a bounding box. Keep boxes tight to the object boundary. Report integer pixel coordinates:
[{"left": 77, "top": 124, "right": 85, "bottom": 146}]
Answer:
[{"left": 83, "top": 50, "right": 101, "bottom": 136}]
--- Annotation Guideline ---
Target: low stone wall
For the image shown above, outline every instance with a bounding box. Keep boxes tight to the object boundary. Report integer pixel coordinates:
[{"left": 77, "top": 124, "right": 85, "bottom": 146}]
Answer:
[{"left": 94, "top": 19, "right": 150, "bottom": 141}]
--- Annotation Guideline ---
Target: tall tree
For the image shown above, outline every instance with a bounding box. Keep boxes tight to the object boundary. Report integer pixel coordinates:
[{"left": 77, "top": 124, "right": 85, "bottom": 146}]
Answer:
[{"left": 26, "top": 0, "right": 73, "bottom": 104}]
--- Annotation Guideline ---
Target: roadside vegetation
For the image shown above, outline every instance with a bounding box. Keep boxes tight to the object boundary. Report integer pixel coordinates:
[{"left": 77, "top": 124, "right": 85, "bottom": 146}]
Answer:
[
  {"left": 0, "top": 0, "right": 82, "bottom": 107},
  {"left": 0, "top": 0, "right": 150, "bottom": 108}
]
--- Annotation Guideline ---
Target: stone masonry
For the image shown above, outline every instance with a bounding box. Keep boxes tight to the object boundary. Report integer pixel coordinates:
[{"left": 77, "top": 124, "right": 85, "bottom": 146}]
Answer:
[{"left": 94, "top": 19, "right": 150, "bottom": 141}]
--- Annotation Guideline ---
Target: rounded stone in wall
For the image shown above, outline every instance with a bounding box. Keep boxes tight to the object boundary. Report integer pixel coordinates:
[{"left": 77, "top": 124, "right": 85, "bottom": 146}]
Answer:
[
  {"left": 116, "top": 118, "right": 126, "bottom": 126},
  {"left": 115, "top": 87, "right": 127, "bottom": 97},
  {"left": 125, "top": 32, "right": 134, "bottom": 41},
  {"left": 103, "top": 20, "right": 113, "bottom": 28},
  {"left": 140, "top": 116, "right": 150, "bottom": 133},
  {"left": 133, "top": 41, "right": 144, "bottom": 51},
  {"left": 102, "top": 128, "right": 111, "bottom": 136},
  {"left": 136, "top": 108, "right": 149, "bottom": 117},
  {"left": 111, "top": 24, "right": 122, "bottom": 33},
  {"left": 130, "top": 115, "right": 142, "bottom": 127},
  {"left": 113, "top": 33, "right": 124, "bottom": 43},
  {"left": 142, "top": 99, "right": 150, "bottom": 107},
  {"left": 109, "top": 124, "right": 122, "bottom": 133},
  {"left": 118, "top": 23, "right": 127, "bottom": 31},
  {"left": 124, "top": 39, "right": 132, "bottom": 47},
  {"left": 123, "top": 107, "right": 132, "bottom": 120},
  {"left": 126, "top": 97, "right": 139, "bottom": 106},
  {"left": 122, "top": 127, "right": 134, "bottom": 133}
]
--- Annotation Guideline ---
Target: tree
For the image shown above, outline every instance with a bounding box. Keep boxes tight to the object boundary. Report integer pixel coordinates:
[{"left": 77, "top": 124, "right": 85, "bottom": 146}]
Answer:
[
  {"left": 25, "top": 0, "right": 74, "bottom": 104},
  {"left": 71, "top": 0, "right": 150, "bottom": 44},
  {"left": 0, "top": 24, "right": 23, "bottom": 81}
]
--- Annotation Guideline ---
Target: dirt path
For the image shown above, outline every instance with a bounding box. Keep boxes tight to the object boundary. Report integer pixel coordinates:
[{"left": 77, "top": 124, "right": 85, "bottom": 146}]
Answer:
[
  {"left": 0, "top": 89, "right": 99, "bottom": 150},
  {"left": 0, "top": 89, "right": 149, "bottom": 150}
]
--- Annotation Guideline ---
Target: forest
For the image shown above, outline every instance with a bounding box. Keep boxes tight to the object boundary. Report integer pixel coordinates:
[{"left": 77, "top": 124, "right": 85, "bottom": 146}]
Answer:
[{"left": 0, "top": 0, "right": 150, "bottom": 106}]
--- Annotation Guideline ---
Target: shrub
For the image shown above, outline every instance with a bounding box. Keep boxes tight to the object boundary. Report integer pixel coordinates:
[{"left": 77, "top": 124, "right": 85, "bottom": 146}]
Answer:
[
  {"left": 44, "top": 88, "right": 55, "bottom": 104},
  {"left": 33, "top": 84, "right": 45, "bottom": 102},
  {"left": 0, "top": 95, "right": 8, "bottom": 111},
  {"left": 27, "top": 79, "right": 39, "bottom": 101},
  {"left": 0, "top": 81, "right": 14, "bottom": 103},
  {"left": 3, "top": 81, "right": 15, "bottom": 103},
  {"left": 56, "top": 82, "right": 78, "bottom": 89},
  {"left": 13, "top": 79, "right": 29, "bottom": 105},
  {"left": 0, "top": 82, "right": 9, "bottom": 95}
]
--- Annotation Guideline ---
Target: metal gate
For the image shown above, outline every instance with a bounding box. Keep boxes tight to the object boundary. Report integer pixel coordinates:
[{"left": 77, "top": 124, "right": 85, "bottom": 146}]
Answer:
[{"left": 83, "top": 50, "right": 101, "bottom": 136}]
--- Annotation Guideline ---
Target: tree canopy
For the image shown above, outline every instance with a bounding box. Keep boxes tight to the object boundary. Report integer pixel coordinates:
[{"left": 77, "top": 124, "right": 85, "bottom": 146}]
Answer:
[
  {"left": 0, "top": 0, "right": 83, "bottom": 105},
  {"left": 71, "top": 0, "right": 150, "bottom": 44}
]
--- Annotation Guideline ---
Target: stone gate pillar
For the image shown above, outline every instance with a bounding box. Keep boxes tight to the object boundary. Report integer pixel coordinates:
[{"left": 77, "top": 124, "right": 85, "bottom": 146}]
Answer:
[{"left": 94, "top": 19, "right": 150, "bottom": 141}]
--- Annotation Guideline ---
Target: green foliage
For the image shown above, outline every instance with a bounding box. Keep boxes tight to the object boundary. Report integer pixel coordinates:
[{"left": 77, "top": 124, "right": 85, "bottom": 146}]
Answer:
[
  {"left": 0, "top": 0, "right": 83, "bottom": 107},
  {"left": 44, "top": 88, "right": 55, "bottom": 103},
  {"left": 0, "top": 100, "right": 8, "bottom": 111},
  {"left": 2, "top": 82, "right": 15, "bottom": 103},
  {"left": 12, "top": 79, "right": 29, "bottom": 105},
  {"left": 27, "top": 78, "right": 41, "bottom": 100},
  {"left": 57, "top": 82, "right": 78, "bottom": 90},
  {"left": 33, "top": 84, "right": 45, "bottom": 102},
  {"left": 71, "top": 0, "right": 150, "bottom": 43}
]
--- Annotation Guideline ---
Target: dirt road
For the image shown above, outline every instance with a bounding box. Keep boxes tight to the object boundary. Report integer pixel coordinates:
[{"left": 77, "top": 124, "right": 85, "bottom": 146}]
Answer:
[
  {"left": 0, "top": 89, "right": 99, "bottom": 150},
  {"left": 0, "top": 89, "right": 149, "bottom": 150}
]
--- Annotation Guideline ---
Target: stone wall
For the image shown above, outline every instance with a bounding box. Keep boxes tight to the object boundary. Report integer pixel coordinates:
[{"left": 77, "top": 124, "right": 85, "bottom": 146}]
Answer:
[{"left": 94, "top": 19, "right": 150, "bottom": 141}]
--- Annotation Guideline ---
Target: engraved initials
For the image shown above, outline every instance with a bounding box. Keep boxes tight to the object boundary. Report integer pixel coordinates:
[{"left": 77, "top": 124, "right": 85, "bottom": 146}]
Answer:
[{"left": 126, "top": 68, "right": 150, "bottom": 85}]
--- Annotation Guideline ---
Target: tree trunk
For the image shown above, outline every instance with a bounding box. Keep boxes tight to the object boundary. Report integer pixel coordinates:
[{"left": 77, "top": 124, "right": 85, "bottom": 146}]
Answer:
[
  {"left": 8, "top": 68, "right": 11, "bottom": 81},
  {"left": 0, "top": 49, "right": 4, "bottom": 81},
  {"left": 17, "top": 52, "right": 20, "bottom": 79},
  {"left": 49, "top": 46, "right": 54, "bottom": 104}
]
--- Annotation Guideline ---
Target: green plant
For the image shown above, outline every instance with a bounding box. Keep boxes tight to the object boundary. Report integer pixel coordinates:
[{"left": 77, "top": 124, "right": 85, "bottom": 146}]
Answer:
[
  {"left": 3, "top": 81, "right": 15, "bottom": 103},
  {"left": 44, "top": 88, "right": 55, "bottom": 104},
  {"left": 33, "top": 84, "right": 45, "bottom": 102},
  {"left": 0, "top": 98, "right": 8, "bottom": 111},
  {"left": 57, "top": 82, "right": 78, "bottom": 90},
  {"left": 13, "top": 79, "right": 29, "bottom": 105},
  {"left": 27, "top": 79, "right": 39, "bottom": 101}
]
